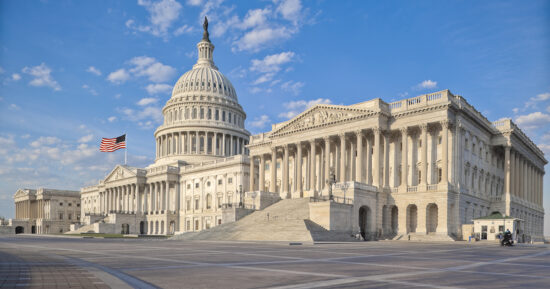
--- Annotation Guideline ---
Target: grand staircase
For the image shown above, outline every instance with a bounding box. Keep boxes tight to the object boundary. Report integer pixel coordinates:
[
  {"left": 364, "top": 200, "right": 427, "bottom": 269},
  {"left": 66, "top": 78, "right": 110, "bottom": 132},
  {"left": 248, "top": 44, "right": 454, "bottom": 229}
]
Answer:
[{"left": 171, "top": 198, "right": 358, "bottom": 242}]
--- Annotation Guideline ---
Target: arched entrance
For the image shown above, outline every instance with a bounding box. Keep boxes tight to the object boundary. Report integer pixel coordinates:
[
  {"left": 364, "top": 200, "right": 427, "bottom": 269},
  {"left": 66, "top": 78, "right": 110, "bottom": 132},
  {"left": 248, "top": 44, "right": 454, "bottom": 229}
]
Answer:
[
  {"left": 139, "top": 221, "right": 145, "bottom": 234},
  {"left": 160, "top": 221, "right": 165, "bottom": 235},
  {"left": 169, "top": 221, "right": 176, "bottom": 235},
  {"left": 391, "top": 206, "right": 398, "bottom": 234},
  {"left": 358, "top": 205, "right": 371, "bottom": 240},
  {"left": 407, "top": 204, "right": 417, "bottom": 233},
  {"left": 426, "top": 203, "right": 438, "bottom": 233},
  {"left": 149, "top": 221, "right": 153, "bottom": 235},
  {"left": 15, "top": 226, "right": 24, "bottom": 234},
  {"left": 31, "top": 226, "right": 36, "bottom": 234},
  {"left": 121, "top": 224, "right": 130, "bottom": 234}
]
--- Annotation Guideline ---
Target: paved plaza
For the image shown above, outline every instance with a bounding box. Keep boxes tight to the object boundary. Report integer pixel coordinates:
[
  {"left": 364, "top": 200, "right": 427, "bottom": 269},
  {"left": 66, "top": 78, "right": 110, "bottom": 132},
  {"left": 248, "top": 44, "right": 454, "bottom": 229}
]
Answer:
[{"left": 0, "top": 236, "right": 549, "bottom": 289}]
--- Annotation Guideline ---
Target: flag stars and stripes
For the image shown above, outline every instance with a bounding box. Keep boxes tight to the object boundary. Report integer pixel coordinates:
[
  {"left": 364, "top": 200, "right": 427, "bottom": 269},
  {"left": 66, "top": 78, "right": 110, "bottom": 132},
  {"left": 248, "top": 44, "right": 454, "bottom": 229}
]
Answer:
[{"left": 100, "top": 134, "right": 126, "bottom": 152}]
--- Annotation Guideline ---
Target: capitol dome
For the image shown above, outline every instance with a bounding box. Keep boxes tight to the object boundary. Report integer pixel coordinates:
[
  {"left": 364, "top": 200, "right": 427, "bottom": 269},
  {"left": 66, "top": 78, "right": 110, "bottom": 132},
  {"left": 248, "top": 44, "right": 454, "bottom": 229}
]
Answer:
[{"left": 154, "top": 17, "right": 250, "bottom": 165}]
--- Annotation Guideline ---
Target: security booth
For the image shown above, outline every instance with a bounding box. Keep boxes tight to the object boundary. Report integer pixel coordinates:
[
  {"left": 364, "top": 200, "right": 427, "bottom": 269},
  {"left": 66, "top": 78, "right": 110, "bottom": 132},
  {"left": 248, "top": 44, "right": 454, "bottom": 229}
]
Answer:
[{"left": 473, "top": 212, "right": 521, "bottom": 241}]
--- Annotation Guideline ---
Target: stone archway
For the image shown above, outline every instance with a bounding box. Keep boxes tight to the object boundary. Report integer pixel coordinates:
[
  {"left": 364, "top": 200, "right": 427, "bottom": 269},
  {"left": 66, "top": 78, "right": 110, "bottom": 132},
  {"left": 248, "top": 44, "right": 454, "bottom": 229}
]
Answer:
[
  {"left": 169, "top": 221, "right": 176, "bottom": 235},
  {"left": 140, "top": 221, "right": 145, "bottom": 235},
  {"left": 358, "top": 205, "right": 372, "bottom": 241},
  {"left": 391, "top": 206, "right": 399, "bottom": 234},
  {"left": 426, "top": 203, "right": 438, "bottom": 233},
  {"left": 149, "top": 221, "right": 154, "bottom": 235},
  {"left": 15, "top": 226, "right": 24, "bottom": 234},
  {"left": 407, "top": 204, "right": 418, "bottom": 233}
]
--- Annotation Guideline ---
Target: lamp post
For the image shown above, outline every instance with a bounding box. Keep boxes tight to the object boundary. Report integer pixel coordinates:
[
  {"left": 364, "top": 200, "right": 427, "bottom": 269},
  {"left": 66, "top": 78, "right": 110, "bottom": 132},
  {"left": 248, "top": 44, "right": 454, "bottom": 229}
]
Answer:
[{"left": 325, "top": 169, "right": 336, "bottom": 201}]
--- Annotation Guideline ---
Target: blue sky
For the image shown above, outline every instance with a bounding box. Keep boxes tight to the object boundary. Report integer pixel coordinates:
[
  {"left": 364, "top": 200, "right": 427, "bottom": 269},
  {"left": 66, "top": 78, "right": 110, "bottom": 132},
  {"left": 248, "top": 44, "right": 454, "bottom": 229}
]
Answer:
[{"left": 1, "top": 0, "right": 549, "bottom": 233}]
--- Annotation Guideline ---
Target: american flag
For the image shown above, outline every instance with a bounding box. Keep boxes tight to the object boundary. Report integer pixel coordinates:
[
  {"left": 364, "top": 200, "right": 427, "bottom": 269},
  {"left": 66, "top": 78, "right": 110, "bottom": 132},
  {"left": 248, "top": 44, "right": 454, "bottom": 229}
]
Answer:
[{"left": 100, "top": 134, "right": 126, "bottom": 152}]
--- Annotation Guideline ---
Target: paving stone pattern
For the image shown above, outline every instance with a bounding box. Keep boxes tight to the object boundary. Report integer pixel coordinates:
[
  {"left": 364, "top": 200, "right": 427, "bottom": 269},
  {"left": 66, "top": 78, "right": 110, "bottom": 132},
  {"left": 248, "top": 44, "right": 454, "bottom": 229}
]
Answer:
[{"left": 0, "top": 235, "right": 549, "bottom": 289}]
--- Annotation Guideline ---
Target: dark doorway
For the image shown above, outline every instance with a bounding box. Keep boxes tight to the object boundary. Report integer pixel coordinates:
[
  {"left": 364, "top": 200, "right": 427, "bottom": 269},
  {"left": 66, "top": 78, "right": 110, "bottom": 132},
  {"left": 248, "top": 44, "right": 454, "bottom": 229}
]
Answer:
[
  {"left": 15, "top": 226, "right": 24, "bottom": 234},
  {"left": 358, "top": 206, "right": 371, "bottom": 241},
  {"left": 31, "top": 226, "right": 36, "bottom": 234},
  {"left": 140, "top": 221, "right": 145, "bottom": 235},
  {"left": 121, "top": 224, "right": 130, "bottom": 234}
]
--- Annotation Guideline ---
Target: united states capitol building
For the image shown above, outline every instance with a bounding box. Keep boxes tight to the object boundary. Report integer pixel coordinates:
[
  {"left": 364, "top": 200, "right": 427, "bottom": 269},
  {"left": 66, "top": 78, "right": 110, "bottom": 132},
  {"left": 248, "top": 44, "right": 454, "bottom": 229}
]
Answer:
[{"left": 9, "top": 20, "right": 546, "bottom": 242}]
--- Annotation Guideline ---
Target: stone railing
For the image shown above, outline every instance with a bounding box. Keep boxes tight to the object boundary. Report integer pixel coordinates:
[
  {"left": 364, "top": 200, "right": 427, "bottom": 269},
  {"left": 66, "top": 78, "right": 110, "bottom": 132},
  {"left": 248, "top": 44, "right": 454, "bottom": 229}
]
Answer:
[
  {"left": 147, "top": 165, "right": 179, "bottom": 175},
  {"left": 427, "top": 184, "right": 438, "bottom": 191},
  {"left": 407, "top": 186, "right": 418, "bottom": 192},
  {"left": 389, "top": 90, "right": 451, "bottom": 113},
  {"left": 180, "top": 155, "right": 243, "bottom": 171}
]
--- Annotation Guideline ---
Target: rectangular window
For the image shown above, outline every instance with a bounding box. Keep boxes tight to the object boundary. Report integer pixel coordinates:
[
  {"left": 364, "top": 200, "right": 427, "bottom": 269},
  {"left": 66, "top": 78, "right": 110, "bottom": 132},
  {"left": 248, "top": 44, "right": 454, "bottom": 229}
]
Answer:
[
  {"left": 68, "top": 213, "right": 72, "bottom": 220},
  {"left": 218, "top": 179, "right": 222, "bottom": 185},
  {"left": 195, "top": 199, "right": 199, "bottom": 210},
  {"left": 215, "top": 110, "right": 219, "bottom": 120},
  {"left": 222, "top": 111, "right": 226, "bottom": 121},
  {"left": 218, "top": 196, "right": 222, "bottom": 208},
  {"left": 200, "top": 108, "right": 204, "bottom": 119},
  {"left": 186, "top": 200, "right": 191, "bottom": 211},
  {"left": 59, "top": 213, "right": 63, "bottom": 220},
  {"left": 195, "top": 183, "right": 199, "bottom": 188},
  {"left": 186, "top": 220, "right": 191, "bottom": 231},
  {"left": 228, "top": 112, "right": 232, "bottom": 123},
  {"left": 228, "top": 178, "right": 233, "bottom": 184},
  {"left": 438, "top": 168, "right": 442, "bottom": 183}
]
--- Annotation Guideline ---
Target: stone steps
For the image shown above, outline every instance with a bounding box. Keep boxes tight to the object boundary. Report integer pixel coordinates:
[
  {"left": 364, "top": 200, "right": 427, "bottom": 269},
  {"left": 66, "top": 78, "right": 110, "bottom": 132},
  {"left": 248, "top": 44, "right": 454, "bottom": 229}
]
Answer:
[{"left": 172, "top": 198, "right": 357, "bottom": 242}]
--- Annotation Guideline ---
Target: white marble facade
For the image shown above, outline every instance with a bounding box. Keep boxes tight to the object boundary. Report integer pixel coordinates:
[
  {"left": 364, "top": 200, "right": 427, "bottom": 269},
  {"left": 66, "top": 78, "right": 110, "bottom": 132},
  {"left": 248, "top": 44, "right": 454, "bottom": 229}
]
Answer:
[
  {"left": 247, "top": 91, "right": 546, "bottom": 240},
  {"left": 76, "top": 20, "right": 545, "bottom": 241}
]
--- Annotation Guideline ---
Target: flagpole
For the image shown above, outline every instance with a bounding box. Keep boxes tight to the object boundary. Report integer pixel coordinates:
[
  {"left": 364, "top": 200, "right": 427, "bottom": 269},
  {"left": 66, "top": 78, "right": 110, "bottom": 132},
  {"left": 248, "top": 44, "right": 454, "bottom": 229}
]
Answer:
[{"left": 124, "top": 133, "right": 127, "bottom": 165}]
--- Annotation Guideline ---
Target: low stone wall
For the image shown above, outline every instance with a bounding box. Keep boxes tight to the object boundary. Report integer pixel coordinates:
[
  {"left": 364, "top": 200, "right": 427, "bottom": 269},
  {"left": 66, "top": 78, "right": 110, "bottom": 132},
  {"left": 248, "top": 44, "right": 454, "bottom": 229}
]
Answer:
[
  {"left": 222, "top": 207, "right": 254, "bottom": 223},
  {"left": 0, "top": 226, "right": 14, "bottom": 235},
  {"left": 309, "top": 201, "right": 353, "bottom": 232}
]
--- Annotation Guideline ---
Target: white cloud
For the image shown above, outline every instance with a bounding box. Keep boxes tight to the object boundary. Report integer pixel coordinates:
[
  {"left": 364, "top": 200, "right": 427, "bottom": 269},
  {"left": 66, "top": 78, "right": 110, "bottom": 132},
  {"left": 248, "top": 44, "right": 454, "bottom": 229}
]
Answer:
[
  {"left": 275, "top": 0, "right": 302, "bottom": 23},
  {"left": 128, "top": 56, "right": 176, "bottom": 83},
  {"left": 108, "top": 116, "right": 117, "bottom": 123},
  {"left": 145, "top": 83, "right": 172, "bottom": 95},
  {"left": 11, "top": 73, "right": 21, "bottom": 81},
  {"left": 415, "top": 80, "right": 437, "bottom": 90},
  {"left": 78, "top": 134, "right": 94, "bottom": 143},
  {"left": 515, "top": 112, "right": 550, "bottom": 130},
  {"left": 82, "top": 84, "right": 98, "bottom": 95},
  {"left": 137, "top": 97, "right": 158, "bottom": 106},
  {"left": 20, "top": 134, "right": 31, "bottom": 139},
  {"left": 249, "top": 115, "right": 271, "bottom": 128},
  {"left": 130, "top": 0, "right": 183, "bottom": 37},
  {"left": 525, "top": 92, "right": 550, "bottom": 109},
  {"left": 119, "top": 104, "right": 163, "bottom": 129},
  {"left": 234, "top": 26, "right": 293, "bottom": 52},
  {"left": 30, "top": 136, "right": 61, "bottom": 148},
  {"left": 250, "top": 51, "right": 295, "bottom": 73},
  {"left": 8, "top": 104, "right": 20, "bottom": 111},
  {"left": 280, "top": 80, "right": 304, "bottom": 95},
  {"left": 86, "top": 66, "right": 102, "bottom": 76},
  {"left": 278, "top": 98, "right": 331, "bottom": 119},
  {"left": 240, "top": 8, "right": 271, "bottom": 30},
  {"left": 21, "top": 63, "right": 61, "bottom": 91},
  {"left": 253, "top": 73, "right": 275, "bottom": 85},
  {"left": 174, "top": 24, "right": 194, "bottom": 36},
  {"left": 546, "top": 106, "right": 550, "bottom": 113},
  {"left": 108, "top": 56, "right": 176, "bottom": 85},
  {"left": 187, "top": 0, "right": 202, "bottom": 5},
  {"left": 107, "top": 68, "right": 130, "bottom": 84}
]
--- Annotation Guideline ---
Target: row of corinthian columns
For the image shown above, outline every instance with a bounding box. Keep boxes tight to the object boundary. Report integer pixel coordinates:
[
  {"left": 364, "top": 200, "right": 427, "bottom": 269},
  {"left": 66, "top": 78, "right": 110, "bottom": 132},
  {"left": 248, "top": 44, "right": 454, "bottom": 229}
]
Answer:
[
  {"left": 504, "top": 147, "right": 544, "bottom": 206},
  {"left": 156, "top": 131, "right": 247, "bottom": 158},
  {"left": 249, "top": 121, "right": 451, "bottom": 196},
  {"left": 99, "top": 181, "right": 180, "bottom": 215}
]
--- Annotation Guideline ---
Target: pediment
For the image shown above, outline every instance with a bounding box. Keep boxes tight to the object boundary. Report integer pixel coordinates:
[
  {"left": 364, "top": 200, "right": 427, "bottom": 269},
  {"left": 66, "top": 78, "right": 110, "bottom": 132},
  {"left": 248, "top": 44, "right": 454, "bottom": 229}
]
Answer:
[
  {"left": 272, "top": 105, "right": 373, "bottom": 136},
  {"left": 13, "top": 189, "right": 29, "bottom": 198},
  {"left": 104, "top": 165, "right": 137, "bottom": 183}
]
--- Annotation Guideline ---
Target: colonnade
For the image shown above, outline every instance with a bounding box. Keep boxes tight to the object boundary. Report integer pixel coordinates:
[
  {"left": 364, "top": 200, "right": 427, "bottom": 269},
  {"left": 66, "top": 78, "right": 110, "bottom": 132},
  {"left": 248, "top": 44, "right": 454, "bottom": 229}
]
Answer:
[
  {"left": 249, "top": 122, "right": 451, "bottom": 195},
  {"left": 505, "top": 148, "right": 544, "bottom": 206},
  {"left": 156, "top": 131, "right": 247, "bottom": 159},
  {"left": 100, "top": 181, "right": 179, "bottom": 215},
  {"left": 15, "top": 200, "right": 32, "bottom": 219}
]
